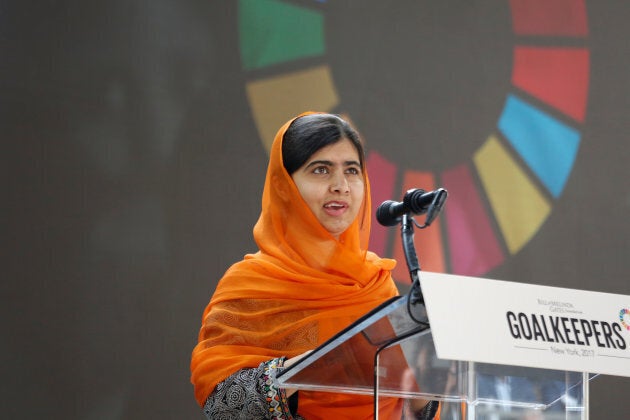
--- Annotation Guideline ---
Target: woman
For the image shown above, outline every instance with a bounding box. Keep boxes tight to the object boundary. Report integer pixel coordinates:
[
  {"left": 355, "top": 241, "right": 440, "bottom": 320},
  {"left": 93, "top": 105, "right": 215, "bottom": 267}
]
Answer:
[{"left": 191, "top": 112, "right": 439, "bottom": 419}]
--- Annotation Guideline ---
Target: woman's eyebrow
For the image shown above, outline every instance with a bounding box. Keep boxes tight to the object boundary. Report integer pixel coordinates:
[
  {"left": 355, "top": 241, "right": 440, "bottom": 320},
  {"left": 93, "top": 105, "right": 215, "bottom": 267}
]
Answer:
[
  {"left": 304, "top": 159, "right": 333, "bottom": 169},
  {"left": 305, "top": 159, "right": 361, "bottom": 169}
]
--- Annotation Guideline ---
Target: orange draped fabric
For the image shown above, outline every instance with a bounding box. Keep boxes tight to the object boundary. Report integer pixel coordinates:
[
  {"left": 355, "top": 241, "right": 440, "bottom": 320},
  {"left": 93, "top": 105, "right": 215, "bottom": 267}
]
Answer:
[{"left": 190, "top": 113, "right": 401, "bottom": 419}]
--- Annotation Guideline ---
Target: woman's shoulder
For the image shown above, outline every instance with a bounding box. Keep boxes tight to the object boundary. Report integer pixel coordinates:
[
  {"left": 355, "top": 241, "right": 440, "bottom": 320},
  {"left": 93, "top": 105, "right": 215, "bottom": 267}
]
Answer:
[{"left": 365, "top": 250, "right": 397, "bottom": 270}]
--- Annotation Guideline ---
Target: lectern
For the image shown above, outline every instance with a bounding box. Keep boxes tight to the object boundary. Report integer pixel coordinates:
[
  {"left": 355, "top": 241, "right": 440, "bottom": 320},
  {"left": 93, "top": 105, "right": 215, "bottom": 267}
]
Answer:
[
  {"left": 278, "top": 192, "right": 616, "bottom": 418},
  {"left": 278, "top": 293, "right": 594, "bottom": 419}
]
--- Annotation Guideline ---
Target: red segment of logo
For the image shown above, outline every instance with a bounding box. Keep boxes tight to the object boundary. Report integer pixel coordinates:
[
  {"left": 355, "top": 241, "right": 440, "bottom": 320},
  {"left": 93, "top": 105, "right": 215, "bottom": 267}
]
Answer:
[
  {"left": 367, "top": 151, "right": 397, "bottom": 257},
  {"left": 512, "top": 47, "right": 590, "bottom": 122},
  {"left": 510, "top": 0, "right": 588, "bottom": 36}
]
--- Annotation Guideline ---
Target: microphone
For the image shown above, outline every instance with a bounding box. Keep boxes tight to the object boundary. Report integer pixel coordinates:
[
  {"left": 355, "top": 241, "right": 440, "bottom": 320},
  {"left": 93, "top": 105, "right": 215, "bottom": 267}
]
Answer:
[{"left": 376, "top": 188, "right": 448, "bottom": 227}]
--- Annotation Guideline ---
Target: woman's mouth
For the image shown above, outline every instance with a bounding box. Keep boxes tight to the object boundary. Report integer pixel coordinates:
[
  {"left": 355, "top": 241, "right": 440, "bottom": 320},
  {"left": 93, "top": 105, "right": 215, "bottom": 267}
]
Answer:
[{"left": 323, "top": 201, "right": 348, "bottom": 216}]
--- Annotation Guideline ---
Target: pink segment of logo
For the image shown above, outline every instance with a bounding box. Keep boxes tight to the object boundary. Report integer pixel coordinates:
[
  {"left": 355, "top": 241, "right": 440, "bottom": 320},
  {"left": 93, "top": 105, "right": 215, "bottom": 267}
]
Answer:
[{"left": 620, "top": 308, "right": 630, "bottom": 332}]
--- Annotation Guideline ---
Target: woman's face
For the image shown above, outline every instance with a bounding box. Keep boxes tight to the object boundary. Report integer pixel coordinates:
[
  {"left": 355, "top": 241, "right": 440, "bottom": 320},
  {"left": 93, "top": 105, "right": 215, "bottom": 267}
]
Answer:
[{"left": 291, "top": 138, "right": 365, "bottom": 239}]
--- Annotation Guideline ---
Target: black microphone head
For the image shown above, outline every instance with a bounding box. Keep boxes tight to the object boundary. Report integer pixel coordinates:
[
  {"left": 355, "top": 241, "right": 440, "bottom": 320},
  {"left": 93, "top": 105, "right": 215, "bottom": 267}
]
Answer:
[
  {"left": 376, "top": 200, "right": 401, "bottom": 226},
  {"left": 424, "top": 188, "right": 448, "bottom": 226},
  {"left": 404, "top": 188, "right": 428, "bottom": 214}
]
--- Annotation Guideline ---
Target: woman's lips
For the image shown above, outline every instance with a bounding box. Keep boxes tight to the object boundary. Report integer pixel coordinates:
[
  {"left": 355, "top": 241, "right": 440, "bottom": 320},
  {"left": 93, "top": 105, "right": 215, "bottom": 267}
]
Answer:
[{"left": 323, "top": 201, "right": 348, "bottom": 216}]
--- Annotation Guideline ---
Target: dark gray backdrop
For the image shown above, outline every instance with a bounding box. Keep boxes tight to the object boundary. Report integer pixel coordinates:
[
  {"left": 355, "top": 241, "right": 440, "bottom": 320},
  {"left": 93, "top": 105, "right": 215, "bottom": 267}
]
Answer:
[{"left": 3, "top": 1, "right": 629, "bottom": 418}]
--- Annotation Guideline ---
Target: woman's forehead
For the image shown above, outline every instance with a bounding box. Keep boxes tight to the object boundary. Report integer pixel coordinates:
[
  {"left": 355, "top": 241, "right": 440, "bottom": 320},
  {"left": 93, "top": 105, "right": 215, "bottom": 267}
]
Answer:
[{"left": 306, "top": 138, "right": 360, "bottom": 162}]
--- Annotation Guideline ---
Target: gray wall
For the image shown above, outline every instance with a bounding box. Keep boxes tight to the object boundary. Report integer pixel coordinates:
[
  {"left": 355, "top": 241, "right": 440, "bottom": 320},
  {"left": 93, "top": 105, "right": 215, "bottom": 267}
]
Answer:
[{"left": 3, "top": 1, "right": 629, "bottom": 418}]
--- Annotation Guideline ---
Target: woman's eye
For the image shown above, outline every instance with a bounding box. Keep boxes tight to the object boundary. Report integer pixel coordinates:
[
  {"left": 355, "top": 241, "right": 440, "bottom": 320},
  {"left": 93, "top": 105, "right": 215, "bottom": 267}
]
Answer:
[
  {"left": 313, "top": 166, "right": 329, "bottom": 174},
  {"left": 346, "top": 167, "right": 360, "bottom": 175}
]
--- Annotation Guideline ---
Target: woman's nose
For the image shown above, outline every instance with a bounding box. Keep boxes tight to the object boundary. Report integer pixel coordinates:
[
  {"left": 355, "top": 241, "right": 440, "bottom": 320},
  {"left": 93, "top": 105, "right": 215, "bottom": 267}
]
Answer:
[{"left": 330, "top": 171, "right": 350, "bottom": 193}]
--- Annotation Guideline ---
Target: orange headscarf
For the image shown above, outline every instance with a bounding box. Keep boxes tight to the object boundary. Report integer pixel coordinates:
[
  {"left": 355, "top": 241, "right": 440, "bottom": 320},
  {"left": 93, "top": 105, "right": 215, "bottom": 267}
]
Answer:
[{"left": 190, "top": 113, "right": 400, "bottom": 419}]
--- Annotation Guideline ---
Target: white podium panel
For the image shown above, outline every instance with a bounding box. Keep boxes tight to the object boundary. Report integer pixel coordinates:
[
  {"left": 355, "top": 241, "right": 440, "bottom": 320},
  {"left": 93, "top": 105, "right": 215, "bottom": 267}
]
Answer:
[{"left": 421, "top": 272, "right": 630, "bottom": 378}]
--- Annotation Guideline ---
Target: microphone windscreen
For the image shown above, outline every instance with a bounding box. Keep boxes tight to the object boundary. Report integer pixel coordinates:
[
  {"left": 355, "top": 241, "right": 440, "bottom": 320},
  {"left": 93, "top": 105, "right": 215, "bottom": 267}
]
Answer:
[{"left": 376, "top": 200, "right": 400, "bottom": 226}]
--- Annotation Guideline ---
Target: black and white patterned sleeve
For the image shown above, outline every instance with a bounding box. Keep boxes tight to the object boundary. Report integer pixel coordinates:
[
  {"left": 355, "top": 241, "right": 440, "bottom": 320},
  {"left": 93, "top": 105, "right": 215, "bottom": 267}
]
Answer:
[
  {"left": 202, "top": 358, "right": 302, "bottom": 420},
  {"left": 414, "top": 400, "right": 440, "bottom": 420}
]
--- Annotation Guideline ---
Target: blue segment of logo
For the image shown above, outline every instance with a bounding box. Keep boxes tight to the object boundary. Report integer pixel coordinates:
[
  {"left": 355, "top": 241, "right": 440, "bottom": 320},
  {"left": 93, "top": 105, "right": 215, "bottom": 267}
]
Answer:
[{"left": 498, "top": 94, "right": 581, "bottom": 198}]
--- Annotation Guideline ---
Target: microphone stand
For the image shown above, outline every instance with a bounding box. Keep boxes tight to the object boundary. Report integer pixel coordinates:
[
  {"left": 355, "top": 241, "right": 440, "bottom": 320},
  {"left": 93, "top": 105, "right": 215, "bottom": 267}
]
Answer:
[
  {"left": 373, "top": 215, "right": 432, "bottom": 418},
  {"left": 372, "top": 191, "right": 446, "bottom": 417},
  {"left": 402, "top": 213, "right": 425, "bottom": 308},
  {"left": 402, "top": 187, "right": 448, "bottom": 322}
]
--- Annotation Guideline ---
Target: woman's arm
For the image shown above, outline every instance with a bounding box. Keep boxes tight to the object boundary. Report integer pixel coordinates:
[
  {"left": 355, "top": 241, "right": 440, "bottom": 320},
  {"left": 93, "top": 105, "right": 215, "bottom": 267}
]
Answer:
[
  {"left": 408, "top": 400, "right": 440, "bottom": 420},
  {"left": 203, "top": 357, "right": 302, "bottom": 420}
]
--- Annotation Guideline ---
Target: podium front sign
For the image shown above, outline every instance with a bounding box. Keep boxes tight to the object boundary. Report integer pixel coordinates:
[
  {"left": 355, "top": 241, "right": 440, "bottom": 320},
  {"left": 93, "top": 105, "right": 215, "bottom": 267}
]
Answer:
[{"left": 421, "top": 272, "right": 630, "bottom": 378}]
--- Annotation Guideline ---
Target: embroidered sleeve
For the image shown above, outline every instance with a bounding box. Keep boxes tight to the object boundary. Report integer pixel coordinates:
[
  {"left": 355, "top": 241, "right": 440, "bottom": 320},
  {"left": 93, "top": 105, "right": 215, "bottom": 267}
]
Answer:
[
  {"left": 407, "top": 400, "right": 440, "bottom": 420},
  {"left": 203, "top": 357, "right": 302, "bottom": 420}
]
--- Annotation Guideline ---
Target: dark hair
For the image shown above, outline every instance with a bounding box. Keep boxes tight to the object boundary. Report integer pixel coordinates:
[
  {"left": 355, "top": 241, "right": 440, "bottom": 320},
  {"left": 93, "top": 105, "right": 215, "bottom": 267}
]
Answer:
[{"left": 282, "top": 114, "right": 365, "bottom": 175}]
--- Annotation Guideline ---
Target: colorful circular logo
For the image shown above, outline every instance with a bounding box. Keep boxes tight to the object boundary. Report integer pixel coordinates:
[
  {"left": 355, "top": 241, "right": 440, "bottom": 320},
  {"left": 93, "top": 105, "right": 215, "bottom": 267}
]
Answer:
[
  {"left": 238, "top": 0, "right": 590, "bottom": 281},
  {"left": 620, "top": 309, "right": 630, "bottom": 332}
]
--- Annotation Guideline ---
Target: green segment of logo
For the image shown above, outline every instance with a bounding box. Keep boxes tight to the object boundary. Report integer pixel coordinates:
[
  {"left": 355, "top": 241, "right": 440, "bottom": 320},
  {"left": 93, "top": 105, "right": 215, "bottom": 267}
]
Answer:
[{"left": 239, "top": 0, "right": 325, "bottom": 70}]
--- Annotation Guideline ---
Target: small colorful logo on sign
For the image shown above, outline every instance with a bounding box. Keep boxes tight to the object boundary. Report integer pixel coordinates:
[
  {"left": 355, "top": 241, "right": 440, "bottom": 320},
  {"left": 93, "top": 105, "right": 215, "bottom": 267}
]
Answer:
[{"left": 620, "top": 308, "right": 630, "bottom": 332}]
